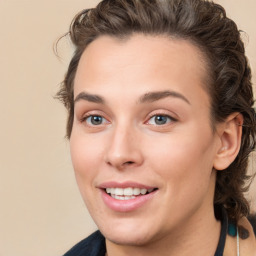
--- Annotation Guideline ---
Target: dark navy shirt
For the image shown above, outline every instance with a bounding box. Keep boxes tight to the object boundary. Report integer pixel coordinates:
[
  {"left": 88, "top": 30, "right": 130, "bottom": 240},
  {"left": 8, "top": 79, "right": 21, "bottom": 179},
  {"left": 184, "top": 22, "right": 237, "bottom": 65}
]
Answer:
[{"left": 63, "top": 230, "right": 106, "bottom": 256}]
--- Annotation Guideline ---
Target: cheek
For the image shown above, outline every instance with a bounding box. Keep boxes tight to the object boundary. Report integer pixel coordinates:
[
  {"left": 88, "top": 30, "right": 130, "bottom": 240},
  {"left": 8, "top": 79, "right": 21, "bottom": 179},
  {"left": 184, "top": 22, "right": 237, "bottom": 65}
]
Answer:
[
  {"left": 69, "top": 134, "right": 104, "bottom": 184},
  {"left": 69, "top": 134, "right": 105, "bottom": 213},
  {"left": 144, "top": 128, "right": 216, "bottom": 186},
  {"left": 152, "top": 136, "right": 215, "bottom": 210}
]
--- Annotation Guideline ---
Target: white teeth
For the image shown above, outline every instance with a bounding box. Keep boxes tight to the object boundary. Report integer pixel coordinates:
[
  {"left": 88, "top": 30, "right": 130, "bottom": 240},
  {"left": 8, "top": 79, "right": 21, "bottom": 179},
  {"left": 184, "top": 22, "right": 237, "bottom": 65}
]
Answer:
[
  {"left": 111, "top": 194, "right": 136, "bottom": 200},
  {"left": 140, "top": 188, "right": 147, "bottom": 195},
  {"left": 133, "top": 188, "right": 140, "bottom": 195},
  {"left": 106, "top": 187, "right": 155, "bottom": 199},
  {"left": 123, "top": 187, "right": 133, "bottom": 196},
  {"left": 125, "top": 196, "right": 136, "bottom": 200},
  {"left": 115, "top": 188, "right": 124, "bottom": 195}
]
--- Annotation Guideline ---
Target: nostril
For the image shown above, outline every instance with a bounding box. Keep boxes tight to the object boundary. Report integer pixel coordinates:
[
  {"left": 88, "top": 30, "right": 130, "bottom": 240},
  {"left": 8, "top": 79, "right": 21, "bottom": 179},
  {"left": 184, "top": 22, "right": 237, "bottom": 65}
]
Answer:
[{"left": 125, "top": 161, "right": 135, "bottom": 165}]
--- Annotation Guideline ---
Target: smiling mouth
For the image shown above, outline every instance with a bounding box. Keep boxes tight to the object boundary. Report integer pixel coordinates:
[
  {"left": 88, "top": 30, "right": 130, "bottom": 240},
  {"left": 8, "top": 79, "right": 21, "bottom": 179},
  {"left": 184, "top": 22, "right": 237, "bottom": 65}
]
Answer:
[{"left": 105, "top": 187, "right": 158, "bottom": 200}]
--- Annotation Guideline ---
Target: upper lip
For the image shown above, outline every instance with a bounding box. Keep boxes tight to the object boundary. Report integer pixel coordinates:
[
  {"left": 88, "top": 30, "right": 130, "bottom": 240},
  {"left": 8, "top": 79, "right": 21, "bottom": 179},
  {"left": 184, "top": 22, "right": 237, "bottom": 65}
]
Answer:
[{"left": 98, "top": 181, "right": 156, "bottom": 189}]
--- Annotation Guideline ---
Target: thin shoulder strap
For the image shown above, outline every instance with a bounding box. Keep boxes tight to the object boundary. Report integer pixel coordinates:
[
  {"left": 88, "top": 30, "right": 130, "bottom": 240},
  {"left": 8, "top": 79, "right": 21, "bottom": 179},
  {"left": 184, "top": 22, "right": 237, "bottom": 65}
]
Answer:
[{"left": 237, "top": 226, "right": 240, "bottom": 256}]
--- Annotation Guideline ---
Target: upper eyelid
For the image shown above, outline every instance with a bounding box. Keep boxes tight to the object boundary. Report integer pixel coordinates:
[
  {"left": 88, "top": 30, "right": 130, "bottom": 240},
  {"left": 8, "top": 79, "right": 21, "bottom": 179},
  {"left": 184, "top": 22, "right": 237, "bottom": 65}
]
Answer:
[
  {"left": 146, "top": 110, "right": 178, "bottom": 121},
  {"left": 79, "top": 110, "right": 109, "bottom": 119},
  {"left": 148, "top": 113, "right": 176, "bottom": 119},
  {"left": 146, "top": 114, "right": 177, "bottom": 125},
  {"left": 81, "top": 113, "right": 108, "bottom": 122}
]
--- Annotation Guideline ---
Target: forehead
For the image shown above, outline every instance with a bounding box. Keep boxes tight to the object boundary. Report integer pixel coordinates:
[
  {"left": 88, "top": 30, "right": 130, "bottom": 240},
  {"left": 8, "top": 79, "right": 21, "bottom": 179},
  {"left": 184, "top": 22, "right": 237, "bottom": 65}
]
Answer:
[{"left": 74, "top": 34, "right": 210, "bottom": 106}]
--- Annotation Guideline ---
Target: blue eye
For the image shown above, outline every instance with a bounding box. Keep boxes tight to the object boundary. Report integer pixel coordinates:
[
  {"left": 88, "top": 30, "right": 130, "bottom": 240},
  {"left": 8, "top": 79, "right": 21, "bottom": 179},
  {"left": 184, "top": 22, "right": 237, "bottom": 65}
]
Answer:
[
  {"left": 85, "top": 115, "right": 107, "bottom": 125},
  {"left": 148, "top": 115, "right": 174, "bottom": 125}
]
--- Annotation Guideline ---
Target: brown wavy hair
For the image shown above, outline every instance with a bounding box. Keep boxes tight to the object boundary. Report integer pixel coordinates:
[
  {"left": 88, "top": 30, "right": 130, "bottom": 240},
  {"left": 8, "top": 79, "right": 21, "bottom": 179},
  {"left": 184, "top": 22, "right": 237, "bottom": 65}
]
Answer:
[{"left": 56, "top": 0, "right": 256, "bottom": 223}]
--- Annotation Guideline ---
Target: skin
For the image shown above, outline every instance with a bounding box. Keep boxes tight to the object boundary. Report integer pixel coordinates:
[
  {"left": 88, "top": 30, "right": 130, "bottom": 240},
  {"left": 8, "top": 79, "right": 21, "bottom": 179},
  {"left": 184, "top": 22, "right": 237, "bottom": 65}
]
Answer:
[{"left": 70, "top": 34, "right": 245, "bottom": 255}]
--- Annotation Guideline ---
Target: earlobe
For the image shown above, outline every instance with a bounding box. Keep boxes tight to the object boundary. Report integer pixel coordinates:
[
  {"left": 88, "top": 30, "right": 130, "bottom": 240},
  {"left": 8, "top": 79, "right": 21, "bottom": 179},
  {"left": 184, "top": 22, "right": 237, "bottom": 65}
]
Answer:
[{"left": 213, "top": 113, "right": 243, "bottom": 171}]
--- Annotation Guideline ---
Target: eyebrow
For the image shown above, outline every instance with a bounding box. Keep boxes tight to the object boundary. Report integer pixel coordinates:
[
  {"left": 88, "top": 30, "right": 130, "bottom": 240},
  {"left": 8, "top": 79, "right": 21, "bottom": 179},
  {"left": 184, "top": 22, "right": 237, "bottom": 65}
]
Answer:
[
  {"left": 74, "top": 92, "right": 105, "bottom": 104},
  {"left": 74, "top": 90, "right": 190, "bottom": 105},
  {"left": 139, "top": 90, "right": 191, "bottom": 105}
]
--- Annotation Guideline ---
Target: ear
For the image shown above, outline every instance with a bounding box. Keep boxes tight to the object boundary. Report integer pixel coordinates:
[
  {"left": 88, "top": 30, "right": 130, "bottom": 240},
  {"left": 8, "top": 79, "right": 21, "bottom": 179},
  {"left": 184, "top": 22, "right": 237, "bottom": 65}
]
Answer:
[{"left": 213, "top": 113, "right": 243, "bottom": 171}]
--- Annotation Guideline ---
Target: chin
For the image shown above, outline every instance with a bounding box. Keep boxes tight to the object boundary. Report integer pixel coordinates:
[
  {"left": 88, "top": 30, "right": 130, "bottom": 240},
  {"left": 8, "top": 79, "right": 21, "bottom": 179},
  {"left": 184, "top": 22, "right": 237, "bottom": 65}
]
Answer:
[
  {"left": 98, "top": 220, "right": 160, "bottom": 246},
  {"left": 104, "top": 231, "right": 154, "bottom": 246}
]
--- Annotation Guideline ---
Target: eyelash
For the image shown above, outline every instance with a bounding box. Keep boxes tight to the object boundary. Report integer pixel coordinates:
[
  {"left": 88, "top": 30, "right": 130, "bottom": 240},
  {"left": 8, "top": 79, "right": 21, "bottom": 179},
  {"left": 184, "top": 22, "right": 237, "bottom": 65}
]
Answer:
[
  {"left": 79, "top": 112, "right": 177, "bottom": 127},
  {"left": 146, "top": 113, "right": 177, "bottom": 126},
  {"left": 80, "top": 114, "right": 109, "bottom": 126}
]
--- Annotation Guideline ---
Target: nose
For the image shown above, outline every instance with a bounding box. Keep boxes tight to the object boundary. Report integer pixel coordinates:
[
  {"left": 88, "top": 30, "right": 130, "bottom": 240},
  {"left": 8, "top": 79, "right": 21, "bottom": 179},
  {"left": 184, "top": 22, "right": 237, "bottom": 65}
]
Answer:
[{"left": 104, "top": 125, "right": 144, "bottom": 170}]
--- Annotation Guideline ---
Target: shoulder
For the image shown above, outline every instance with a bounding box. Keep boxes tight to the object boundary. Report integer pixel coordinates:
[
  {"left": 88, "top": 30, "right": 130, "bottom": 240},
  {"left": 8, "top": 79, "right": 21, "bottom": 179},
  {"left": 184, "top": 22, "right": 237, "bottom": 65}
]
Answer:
[
  {"left": 238, "top": 216, "right": 256, "bottom": 255},
  {"left": 63, "top": 230, "right": 106, "bottom": 256},
  {"left": 248, "top": 214, "right": 256, "bottom": 236},
  {"left": 224, "top": 216, "right": 256, "bottom": 256}
]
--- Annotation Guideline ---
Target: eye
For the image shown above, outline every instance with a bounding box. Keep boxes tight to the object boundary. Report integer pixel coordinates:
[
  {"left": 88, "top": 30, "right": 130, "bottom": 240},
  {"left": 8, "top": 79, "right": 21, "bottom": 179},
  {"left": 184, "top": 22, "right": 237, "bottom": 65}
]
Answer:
[
  {"left": 83, "top": 115, "right": 108, "bottom": 126},
  {"left": 147, "top": 115, "right": 175, "bottom": 125}
]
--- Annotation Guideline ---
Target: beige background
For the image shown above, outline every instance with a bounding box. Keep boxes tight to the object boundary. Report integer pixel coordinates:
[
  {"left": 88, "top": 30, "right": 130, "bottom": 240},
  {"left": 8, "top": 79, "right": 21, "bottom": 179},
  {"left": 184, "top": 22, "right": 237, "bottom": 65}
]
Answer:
[{"left": 0, "top": 1, "right": 255, "bottom": 256}]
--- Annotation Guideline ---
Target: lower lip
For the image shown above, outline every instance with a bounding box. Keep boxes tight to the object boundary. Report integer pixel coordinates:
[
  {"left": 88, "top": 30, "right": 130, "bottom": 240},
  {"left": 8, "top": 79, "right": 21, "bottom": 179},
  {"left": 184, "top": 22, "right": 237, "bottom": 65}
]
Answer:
[{"left": 101, "top": 189, "right": 158, "bottom": 212}]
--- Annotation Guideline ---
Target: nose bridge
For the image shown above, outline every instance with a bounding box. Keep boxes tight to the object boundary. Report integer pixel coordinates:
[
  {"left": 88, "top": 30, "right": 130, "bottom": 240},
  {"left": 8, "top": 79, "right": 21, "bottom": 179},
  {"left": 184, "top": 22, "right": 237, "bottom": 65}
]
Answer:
[{"left": 105, "top": 120, "right": 143, "bottom": 169}]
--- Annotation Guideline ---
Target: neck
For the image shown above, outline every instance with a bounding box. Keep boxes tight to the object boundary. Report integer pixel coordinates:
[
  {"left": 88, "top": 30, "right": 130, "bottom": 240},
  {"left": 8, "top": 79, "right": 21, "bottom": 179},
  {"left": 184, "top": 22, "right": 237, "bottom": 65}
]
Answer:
[{"left": 106, "top": 206, "right": 221, "bottom": 256}]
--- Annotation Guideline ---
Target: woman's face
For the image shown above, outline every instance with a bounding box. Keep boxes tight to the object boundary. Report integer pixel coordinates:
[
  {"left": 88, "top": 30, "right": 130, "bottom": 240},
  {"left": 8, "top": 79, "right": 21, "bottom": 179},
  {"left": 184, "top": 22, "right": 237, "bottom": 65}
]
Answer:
[{"left": 70, "top": 35, "right": 222, "bottom": 245}]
